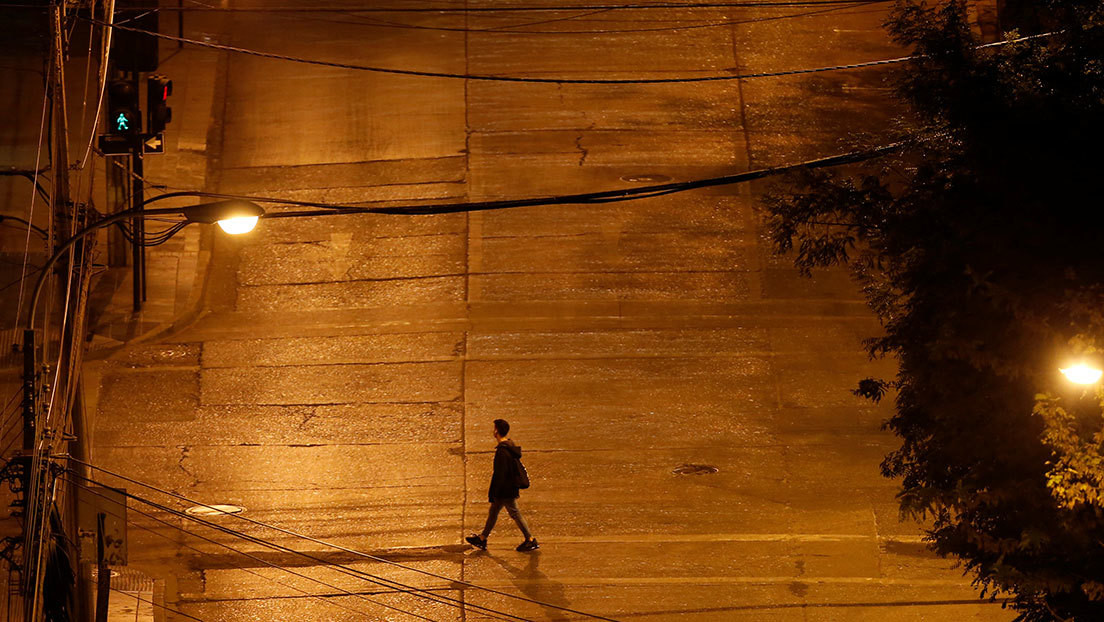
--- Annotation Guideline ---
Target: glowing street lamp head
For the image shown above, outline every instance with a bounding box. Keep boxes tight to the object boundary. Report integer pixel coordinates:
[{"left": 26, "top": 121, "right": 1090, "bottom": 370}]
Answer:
[
  {"left": 216, "top": 215, "right": 259, "bottom": 234},
  {"left": 1060, "top": 364, "right": 1104, "bottom": 385},
  {"left": 182, "top": 200, "right": 264, "bottom": 235}
]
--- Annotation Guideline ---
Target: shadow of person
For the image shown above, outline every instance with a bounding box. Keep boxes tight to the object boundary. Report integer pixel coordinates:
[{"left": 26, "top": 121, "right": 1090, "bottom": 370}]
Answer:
[{"left": 488, "top": 551, "right": 573, "bottom": 622}]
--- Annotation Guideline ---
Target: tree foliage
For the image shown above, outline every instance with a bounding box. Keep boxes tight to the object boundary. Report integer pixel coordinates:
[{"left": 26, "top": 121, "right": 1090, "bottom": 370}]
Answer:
[{"left": 764, "top": 1, "right": 1104, "bottom": 619}]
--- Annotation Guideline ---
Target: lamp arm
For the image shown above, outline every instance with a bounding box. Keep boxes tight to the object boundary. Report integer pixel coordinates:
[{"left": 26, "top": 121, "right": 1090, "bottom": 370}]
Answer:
[
  {"left": 24, "top": 192, "right": 255, "bottom": 331},
  {"left": 26, "top": 206, "right": 186, "bottom": 332},
  {"left": 140, "top": 191, "right": 217, "bottom": 207}
]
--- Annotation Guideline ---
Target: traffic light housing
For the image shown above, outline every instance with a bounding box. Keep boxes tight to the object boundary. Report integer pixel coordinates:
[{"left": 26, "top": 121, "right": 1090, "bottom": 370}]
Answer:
[
  {"left": 107, "top": 79, "right": 140, "bottom": 135},
  {"left": 147, "top": 75, "right": 172, "bottom": 135}
]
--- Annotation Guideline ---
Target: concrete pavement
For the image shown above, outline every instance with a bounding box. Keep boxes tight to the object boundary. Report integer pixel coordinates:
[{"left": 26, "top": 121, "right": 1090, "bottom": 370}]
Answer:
[{"left": 84, "top": 2, "right": 1014, "bottom": 621}]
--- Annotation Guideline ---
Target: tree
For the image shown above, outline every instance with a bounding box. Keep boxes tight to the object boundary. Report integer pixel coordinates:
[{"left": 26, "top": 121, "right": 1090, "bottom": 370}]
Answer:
[{"left": 763, "top": 1, "right": 1104, "bottom": 619}]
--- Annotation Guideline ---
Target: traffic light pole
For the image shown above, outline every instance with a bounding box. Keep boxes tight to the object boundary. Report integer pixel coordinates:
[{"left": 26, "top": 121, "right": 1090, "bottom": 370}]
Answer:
[
  {"left": 131, "top": 151, "right": 144, "bottom": 311},
  {"left": 106, "top": 71, "right": 173, "bottom": 313},
  {"left": 130, "top": 73, "right": 145, "bottom": 311},
  {"left": 131, "top": 147, "right": 145, "bottom": 310}
]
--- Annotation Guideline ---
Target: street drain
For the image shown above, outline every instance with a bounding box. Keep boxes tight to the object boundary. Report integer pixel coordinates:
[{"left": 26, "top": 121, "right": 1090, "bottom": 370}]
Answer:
[
  {"left": 185, "top": 504, "right": 245, "bottom": 517},
  {"left": 672, "top": 464, "right": 719, "bottom": 476},
  {"left": 621, "top": 173, "right": 672, "bottom": 183}
]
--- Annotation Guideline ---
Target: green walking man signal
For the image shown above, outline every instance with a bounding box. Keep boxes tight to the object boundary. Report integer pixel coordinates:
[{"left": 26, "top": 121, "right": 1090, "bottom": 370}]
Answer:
[
  {"left": 107, "top": 79, "right": 140, "bottom": 136},
  {"left": 114, "top": 112, "right": 133, "bottom": 132}
]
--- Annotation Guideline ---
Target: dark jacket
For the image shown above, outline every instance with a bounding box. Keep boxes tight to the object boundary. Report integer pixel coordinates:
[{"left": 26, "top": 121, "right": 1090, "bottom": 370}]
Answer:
[{"left": 488, "top": 440, "right": 522, "bottom": 502}]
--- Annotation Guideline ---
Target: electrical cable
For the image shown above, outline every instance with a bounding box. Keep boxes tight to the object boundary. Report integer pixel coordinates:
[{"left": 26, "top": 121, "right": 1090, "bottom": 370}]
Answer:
[
  {"left": 0, "top": 388, "right": 20, "bottom": 422},
  {"left": 25, "top": 453, "right": 57, "bottom": 620},
  {"left": 140, "top": 220, "right": 189, "bottom": 244},
  {"left": 293, "top": 0, "right": 889, "bottom": 35},
  {"left": 26, "top": 0, "right": 106, "bottom": 587},
  {"left": 41, "top": 187, "right": 85, "bottom": 443},
  {"left": 111, "top": 219, "right": 189, "bottom": 247},
  {"left": 0, "top": 168, "right": 51, "bottom": 205},
  {"left": 103, "top": 142, "right": 900, "bottom": 221},
  {"left": 0, "top": 389, "right": 23, "bottom": 455},
  {"left": 67, "top": 479, "right": 440, "bottom": 622},
  {"left": 0, "top": 215, "right": 47, "bottom": 238},
  {"left": 73, "top": 460, "right": 621, "bottom": 621},
  {"left": 0, "top": 420, "right": 23, "bottom": 460},
  {"left": 469, "top": 7, "right": 616, "bottom": 31},
  {"left": 82, "top": 17, "right": 1059, "bottom": 85},
  {"left": 74, "top": 9, "right": 96, "bottom": 174},
  {"left": 70, "top": 464, "right": 517, "bottom": 617},
  {"left": 120, "top": 143, "right": 899, "bottom": 218},
  {"left": 109, "top": 589, "right": 208, "bottom": 622},
  {"left": 99, "top": 153, "right": 202, "bottom": 195},
  {"left": 14, "top": 57, "right": 57, "bottom": 616},
  {"left": 13, "top": 74, "right": 52, "bottom": 331},
  {"left": 39, "top": 1, "right": 903, "bottom": 13},
  {"left": 256, "top": 142, "right": 901, "bottom": 218},
  {"left": 0, "top": 266, "right": 46, "bottom": 299},
  {"left": 84, "top": 16, "right": 916, "bottom": 84},
  {"left": 66, "top": 471, "right": 533, "bottom": 622},
  {"left": 76, "top": 0, "right": 117, "bottom": 170},
  {"left": 296, "top": 7, "right": 617, "bottom": 35}
]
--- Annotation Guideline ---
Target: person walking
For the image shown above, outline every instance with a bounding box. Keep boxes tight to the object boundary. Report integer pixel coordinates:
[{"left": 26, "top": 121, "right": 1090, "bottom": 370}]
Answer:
[{"left": 466, "top": 419, "right": 539, "bottom": 552}]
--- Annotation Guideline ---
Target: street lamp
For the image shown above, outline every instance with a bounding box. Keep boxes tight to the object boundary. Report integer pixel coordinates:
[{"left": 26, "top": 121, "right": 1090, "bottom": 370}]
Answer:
[
  {"left": 177, "top": 199, "right": 263, "bottom": 235},
  {"left": 22, "top": 199, "right": 264, "bottom": 445},
  {"left": 25, "top": 199, "right": 263, "bottom": 333},
  {"left": 14, "top": 198, "right": 262, "bottom": 617},
  {"left": 1060, "top": 363, "right": 1104, "bottom": 385}
]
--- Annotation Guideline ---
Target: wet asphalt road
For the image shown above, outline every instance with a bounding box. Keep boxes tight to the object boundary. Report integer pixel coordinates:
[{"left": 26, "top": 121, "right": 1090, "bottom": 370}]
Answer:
[{"left": 88, "top": 1, "right": 1013, "bottom": 620}]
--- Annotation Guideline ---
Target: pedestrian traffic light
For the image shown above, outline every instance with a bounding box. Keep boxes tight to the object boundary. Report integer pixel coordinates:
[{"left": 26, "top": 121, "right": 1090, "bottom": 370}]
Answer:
[
  {"left": 107, "top": 79, "right": 140, "bottom": 135},
  {"left": 147, "top": 75, "right": 172, "bottom": 135}
]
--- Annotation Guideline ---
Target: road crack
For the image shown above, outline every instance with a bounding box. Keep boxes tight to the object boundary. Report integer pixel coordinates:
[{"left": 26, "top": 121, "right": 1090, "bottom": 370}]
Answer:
[
  {"left": 177, "top": 445, "right": 200, "bottom": 488},
  {"left": 298, "top": 410, "right": 317, "bottom": 430}
]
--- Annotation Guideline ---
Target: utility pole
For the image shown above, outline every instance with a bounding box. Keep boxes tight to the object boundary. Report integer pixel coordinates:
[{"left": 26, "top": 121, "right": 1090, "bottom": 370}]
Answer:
[
  {"left": 50, "top": 3, "right": 70, "bottom": 240},
  {"left": 20, "top": 4, "right": 74, "bottom": 620},
  {"left": 19, "top": 3, "right": 79, "bottom": 620}
]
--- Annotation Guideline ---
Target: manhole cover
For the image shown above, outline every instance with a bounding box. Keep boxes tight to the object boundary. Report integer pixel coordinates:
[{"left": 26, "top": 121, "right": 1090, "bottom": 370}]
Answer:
[
  {"left": 621, "top": 173, "right": 672, "bottom": 183},
  {"left": 672, "top": 464, "right": 719, "bottom": 475},
  {"left": 185, "top": 504, "right": 244, "bottom": 517},
  {"left": 89, "top": 568, "right": 121, "bottom": 579}
]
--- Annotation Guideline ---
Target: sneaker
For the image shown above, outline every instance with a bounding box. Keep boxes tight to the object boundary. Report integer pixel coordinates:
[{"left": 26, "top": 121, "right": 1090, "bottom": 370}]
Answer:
[
  {"left": 516, "top": 537, "right": 539, "bottom": 552},
  {"left": 465, "top": 534, "right": 487, "bottom": 550}
]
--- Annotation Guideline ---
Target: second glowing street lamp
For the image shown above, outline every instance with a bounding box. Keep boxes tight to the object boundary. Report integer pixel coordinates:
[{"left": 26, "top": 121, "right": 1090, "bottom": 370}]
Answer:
[{"left": 1060, "top": 364, "right": 1104, "bottom": 385}]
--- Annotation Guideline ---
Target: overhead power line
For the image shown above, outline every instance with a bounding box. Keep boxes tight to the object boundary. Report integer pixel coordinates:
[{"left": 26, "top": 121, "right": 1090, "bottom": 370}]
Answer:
[
  {"left": 108, "top": 143, "right": 905, "bottom": 221},
  {"left": 109, "top": 590, "right": 207, "bottom": 622},
  {"left": 72, "top": 459, "right": 622, "bottom": 622},
  {"left": 57, "top": 1, "right": 892, "bottom": 13},
  {"left": 84, "top": 16, "right": 915, "bottom": 84},
  {"left": 319, "top": 2, "right": 889, "bottom": 36},
  {"left": 12, "top": 72, "right": 52, "bottom": 331},
  {"left": 67, "top": 478, "right": 451, "bottom": 622},
  {"left": 68, "top": 472, "right": 528, "bottom": 622},
  {"left": 81, "top": 17, "right": 1057, "bottom": 85},
  {"left": 190, "top": 143, "right": 901, "bottom": 219},
  {"left": 0, "top": 215, "right": 47, "bottom": 238}
]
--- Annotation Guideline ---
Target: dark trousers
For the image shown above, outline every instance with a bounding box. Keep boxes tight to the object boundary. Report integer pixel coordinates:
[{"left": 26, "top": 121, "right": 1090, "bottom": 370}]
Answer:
[{"left": 481, "top": 497, "right": 532, "bottom": 540}]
